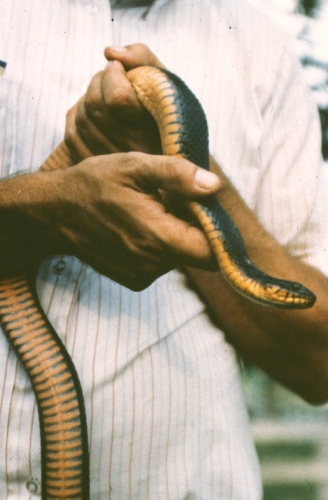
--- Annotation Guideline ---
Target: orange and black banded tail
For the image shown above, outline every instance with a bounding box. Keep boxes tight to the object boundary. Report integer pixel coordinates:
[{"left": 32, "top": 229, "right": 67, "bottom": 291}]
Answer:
[{"left": 0, "top": 276, "right": 89, "bottom": 499}]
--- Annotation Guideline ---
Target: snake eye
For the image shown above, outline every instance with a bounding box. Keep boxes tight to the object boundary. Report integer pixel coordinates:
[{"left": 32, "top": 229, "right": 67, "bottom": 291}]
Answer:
[{"left": 290, "top": 282, "right": 302, "bottom": 292}]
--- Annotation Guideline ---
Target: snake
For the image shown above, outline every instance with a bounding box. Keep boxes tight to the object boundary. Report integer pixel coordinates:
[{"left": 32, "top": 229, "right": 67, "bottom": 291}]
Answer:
[{"left": 0, "top": 66, "right": 316, "bottom": 499}]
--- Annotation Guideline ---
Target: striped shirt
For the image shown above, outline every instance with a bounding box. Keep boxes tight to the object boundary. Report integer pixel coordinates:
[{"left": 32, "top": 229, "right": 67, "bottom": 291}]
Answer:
[{"left": 0, "top": 0, "right": 327, "bottom": 498}]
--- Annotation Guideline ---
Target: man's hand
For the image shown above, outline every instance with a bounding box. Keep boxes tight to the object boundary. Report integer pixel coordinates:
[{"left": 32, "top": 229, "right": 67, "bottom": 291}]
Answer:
[
  {"left": 0, "top": 152, "right": 219, "bottom": 290},
  {"left": 65, "top": 44, "right": 164, "bottom": 162}
]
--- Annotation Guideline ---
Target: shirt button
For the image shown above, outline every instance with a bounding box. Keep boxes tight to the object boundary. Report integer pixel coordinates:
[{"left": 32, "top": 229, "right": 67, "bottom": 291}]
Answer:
[
  {"left": 53, "top": 258, "right": 66, "bottom": 275},
  {"left": 26, "top": 477, "right": 41, "bottom": 495}
]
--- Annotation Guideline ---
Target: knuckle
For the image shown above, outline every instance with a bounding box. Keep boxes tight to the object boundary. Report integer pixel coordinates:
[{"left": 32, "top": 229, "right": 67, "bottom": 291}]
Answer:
[
  {"left": 137, "top": 43, "right": 151, "bottom": 54},
  {"left": 133, "top": 43, "right": 149, "bottom": 52},
  {"left": 162, "top": 157, "right": 180, "bottom": 184},
  {"left": 75, "top": 110, "right": 88, "bottom": 130},
  {"left": 121, "top": 151, "right": 146, "bottom": 172},
  {"left": 84, "top": 96, "right": 100, "bottom": 116},
  {"left": 164, "top": 157, "right": 194, "bottom": 191},
  {"left": 133, "top": 43, "right": 163, "bottom": 68},
  {"left": 133, "top": 43, "right": 154, "bottom": 64}
]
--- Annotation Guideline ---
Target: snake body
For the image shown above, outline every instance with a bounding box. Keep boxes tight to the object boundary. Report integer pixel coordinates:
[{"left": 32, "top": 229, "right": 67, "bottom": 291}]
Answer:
[
  {"left": 0, "top": 66, "right": 316, "bottom": 499},
  {"left": 127, "top": 67, "right": 316, "bottom": 308}
]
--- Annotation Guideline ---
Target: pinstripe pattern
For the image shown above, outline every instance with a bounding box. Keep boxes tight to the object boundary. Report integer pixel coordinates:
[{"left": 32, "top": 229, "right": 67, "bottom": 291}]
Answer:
[{"left": 1, "top": 0, "right": 327, "bottom": 498}]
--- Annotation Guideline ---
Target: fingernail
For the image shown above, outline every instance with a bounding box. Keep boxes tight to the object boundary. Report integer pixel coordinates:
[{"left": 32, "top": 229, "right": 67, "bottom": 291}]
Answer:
[
  {"left": 106, "top": 45, "right": 128, "bottom": 53},
  {"left": 195, "top": 169, "right": 219, "bottom": 189}
]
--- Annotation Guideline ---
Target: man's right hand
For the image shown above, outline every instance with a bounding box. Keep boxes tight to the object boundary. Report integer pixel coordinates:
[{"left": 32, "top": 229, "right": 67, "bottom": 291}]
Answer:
[{"left": 0, "top": 152, "right": 219, "bottom": 290}]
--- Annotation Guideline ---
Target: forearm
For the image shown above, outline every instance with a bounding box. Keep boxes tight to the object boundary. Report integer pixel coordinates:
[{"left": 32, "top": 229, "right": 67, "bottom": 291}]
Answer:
[
  {"left": 0, "top": 171, "right": 68, "bottom": 275},
  {"left": 186, "top": 157, "right": 328, "bottom": 404}
]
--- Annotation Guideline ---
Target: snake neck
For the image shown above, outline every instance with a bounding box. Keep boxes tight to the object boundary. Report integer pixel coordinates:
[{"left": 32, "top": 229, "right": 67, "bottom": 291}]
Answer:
[{"left": 127, "top": 66, "right": 210, "bottom": 170}]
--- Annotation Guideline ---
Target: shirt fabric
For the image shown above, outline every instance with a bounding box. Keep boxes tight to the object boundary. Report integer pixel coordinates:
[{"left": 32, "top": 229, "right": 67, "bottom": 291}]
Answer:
[{"left": 0, "top": 0, "right": 327, "bottom": 498}]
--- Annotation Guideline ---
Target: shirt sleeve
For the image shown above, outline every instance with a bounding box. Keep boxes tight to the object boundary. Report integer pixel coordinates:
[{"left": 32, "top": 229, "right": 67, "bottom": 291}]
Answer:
[{"left": 253, "top": 35, "right": 328, "bottom": 276}]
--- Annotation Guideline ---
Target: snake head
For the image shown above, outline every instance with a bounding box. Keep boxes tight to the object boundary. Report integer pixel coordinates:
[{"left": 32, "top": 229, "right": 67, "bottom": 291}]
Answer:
[{"left": 262, "top": 280, "right": 317, "bottom": 309}]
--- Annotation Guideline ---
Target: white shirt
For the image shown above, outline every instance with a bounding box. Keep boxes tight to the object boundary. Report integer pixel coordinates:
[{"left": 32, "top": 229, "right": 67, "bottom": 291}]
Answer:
[{"left": 0, "top": 0, "right": 327, "bottom": 498}]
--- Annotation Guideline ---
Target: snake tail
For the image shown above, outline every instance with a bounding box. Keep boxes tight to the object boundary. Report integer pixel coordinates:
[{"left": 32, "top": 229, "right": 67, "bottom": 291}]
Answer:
[
  {"left": 127, "top": 66, "right": 316, "bottom": 309},
  {"left": 0, "top": 275, "right": 89, "bottom": 499}
]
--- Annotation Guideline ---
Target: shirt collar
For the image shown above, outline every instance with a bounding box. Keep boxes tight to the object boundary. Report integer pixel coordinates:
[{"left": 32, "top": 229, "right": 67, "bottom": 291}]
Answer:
[
  {"left": 144, "top": 0, "right": 173, "bottom": 17},
  {"left": 151, "top": 0, "right": 172, "bottom": 8},
  {"left": 111, "top": 0, "right": 172, "bottom": 10}
]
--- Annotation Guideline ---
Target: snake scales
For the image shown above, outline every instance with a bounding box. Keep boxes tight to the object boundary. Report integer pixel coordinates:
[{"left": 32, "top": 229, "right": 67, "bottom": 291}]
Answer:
[{"left": 0, "top": 66, "right": 316, "bottom": 499}]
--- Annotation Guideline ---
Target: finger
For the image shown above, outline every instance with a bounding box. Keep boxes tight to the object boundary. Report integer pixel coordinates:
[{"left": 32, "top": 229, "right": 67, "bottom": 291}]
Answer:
[
  {"left": 65, "top": 104, "right": 94, "bottom": 160},
  {"left": 104, "top": 43, "right": 165, "bottom": 70},
  {"left": 82, "top": 70, "right": 104, "bottom": 117},
  {"left": 99, "top": 66, "right": 162, "bottom": 153},
  {"left": 158, "top": 213, "right": 218, "bottom": 271},
  {"left": 101, "top": 60, "right": 144, "bottom": 118},
  {"left": 128, "top": 153, "right": 220, "bottom": 197},
  {"left": 75, "top": 99, "right": 120, "bottom": 154},
  {"left": 83, "top": 61, "right": 143, "bottom": 124},
  {"left": 160, "top": 190, "right": 196, "bottom": 224}
]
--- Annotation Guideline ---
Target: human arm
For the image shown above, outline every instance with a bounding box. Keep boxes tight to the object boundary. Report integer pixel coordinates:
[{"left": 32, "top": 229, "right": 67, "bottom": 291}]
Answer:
[
  {"left": 184, "top": 40, "right": 328, "bottom": 404},
  {"left": 186, "top": 157, "right": 328, "bottom": 405},
  {"left": 0, "top": 154, "right": 219, "bottom": 289}
]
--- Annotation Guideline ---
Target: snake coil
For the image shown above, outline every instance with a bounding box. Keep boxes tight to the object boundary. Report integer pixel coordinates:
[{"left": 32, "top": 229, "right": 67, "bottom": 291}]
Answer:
[{"left": 0, "top": 66, "right": 316, "bottom": 499}]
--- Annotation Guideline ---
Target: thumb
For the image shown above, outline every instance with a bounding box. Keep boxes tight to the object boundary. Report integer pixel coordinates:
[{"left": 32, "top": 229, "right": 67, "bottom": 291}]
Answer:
[
  {"left": 131, "top": 154, "right": 220, "bottom": 197},
  {"left": 104, "top": 43, "right": 165, "bottom": 71}
]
